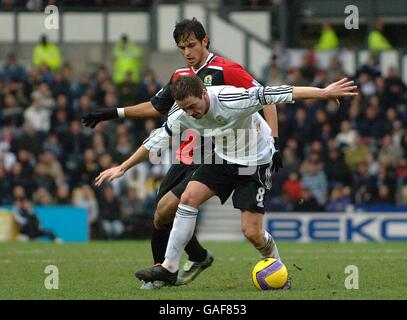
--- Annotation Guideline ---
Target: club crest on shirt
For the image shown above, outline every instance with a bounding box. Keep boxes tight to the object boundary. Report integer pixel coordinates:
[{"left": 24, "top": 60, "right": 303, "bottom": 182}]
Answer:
[
  {"left": 216, "top": 115, "right": 227, "bottom": 124},
  {"left": 203, "top": 75, "right": 213, "bottom": 86}
]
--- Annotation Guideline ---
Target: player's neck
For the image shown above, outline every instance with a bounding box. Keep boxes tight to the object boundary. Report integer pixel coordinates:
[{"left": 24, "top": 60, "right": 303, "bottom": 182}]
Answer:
[{"left": 192, "top": 50, "right": 211, "bottom": 72}]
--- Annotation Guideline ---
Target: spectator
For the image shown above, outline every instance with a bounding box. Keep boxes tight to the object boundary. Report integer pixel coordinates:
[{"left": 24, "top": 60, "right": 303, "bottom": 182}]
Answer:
[
  {"left": 2, "top": 52, "right": 26, "bottom": 83},
  {"left": 324, "top": 146, "right": 353, "bottom": 187},
  {"left": 372, "top": 185, "right": 394, "bottom": 204},
  {"left": 43, "top": 133, "right": 63, "bottom": 161},
  {"left": 80, "top": 148, "right": 100, "bottom": 186},
  {"left": 335, "top": 120, "right": 357, "bottom": 149},
  {"left": 120, "top": 187, "right": 150, "bottom": 239},
  {"left": 315, "top": 23, "right": 339, "bottom": 51},
  {"left": 344, "top": 134, "right": 370, "bottom": 172},
  {"left": 14, "top": 197, "right": 60, "bottom": 242},
  {"left": 262, "top": 54, "right": 286, "bottom": 86},
  {"left": 50, "top": 70, "right": 71, "bottom": 98},
  {"left": 357, "top": 105, "right": 387, "bottom": 142},
  {"left": 74, "top": 95, "right": 95, "bottom": 121},
  {"left": 294, "top": 187, "right": 323, "bottom": 212},
  {"left": 32, "top": 35, "right": 62, "bottom": 72},
  {"left": 368, "top": 19, "right": 393, "bottom": 52},
  {"left": 1, "top": 94, "right": 24, "bottom": 127},
  {"left": 40, "top": 150, "right": 65, "bottom": 186},
  {"left": 282, "top": 172, "right": 302, "bottom": 202},
  {"left": 113, "top": 34, "right": 143, "bottom": 84},
  {"left": 325, "top": 185, "right": 352, "bottom": 212},
  {"left": 33, "top": 162, "right": 56, "bottom": 195},
  {"left": 353, "top": 162, "right": 378, "bottom": 204},
  {"left": 71, "top": 73, "right": 92, "bottom": 100},
  {"left": 24, "top": 98, "right": 52, "bottom": 133},
  {"left": 97, "top": 185, "right": 124, "bottom": 240},
  {"left": 378, "top": 134, "right": 403, "bottom": 168},
  {"left": 300, "top": 158, "right": 328, "bottom": 206},
  {"left": 117, "top": 72, "right": 143, "bottom": 106},
  {"left": 126, "top": 168, "right": 148, "bottom": 201},
  {"left": 139, "top": 69, "right": 162, "bottom": 100},
  {"left": 72, "top": 185, "right": 99, "bottom": 238},
  {"left": 93, "top": 66, "right": 113, "bottom": 105},
  {"left": 10, "top": 162, "right": 35, "bottom": 198},
  {"left": 0, "top": 163, "right": 13, "bottom": 204},
  {"left": 0, "top": 144, "right": 16, "bottom": 173},
  {"left": 55, "top": 184, "right": 71, "bottom": 205}
]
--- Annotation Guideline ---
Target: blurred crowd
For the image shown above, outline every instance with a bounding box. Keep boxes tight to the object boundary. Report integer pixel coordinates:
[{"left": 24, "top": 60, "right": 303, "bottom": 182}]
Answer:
[
  {"left": 1, "top": 31, "right": 407, "bottom": 242},
  {"left": 0, "top": 35, "right": 164, "bottom": 239},
  {"left": 262, "top": 50, "right": 407, "bottom": 212}
]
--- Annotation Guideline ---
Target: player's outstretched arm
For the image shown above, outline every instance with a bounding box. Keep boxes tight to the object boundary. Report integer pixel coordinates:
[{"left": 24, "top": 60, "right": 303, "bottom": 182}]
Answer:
[
  {"left": 292, "top": 78, "right": 358, "bottom": 104},
  {"left": 94, "top": 145, "right": 150, "bottom": 187},
  {"left": 82, "top": 101, "right": 161, "bottom": 128}
]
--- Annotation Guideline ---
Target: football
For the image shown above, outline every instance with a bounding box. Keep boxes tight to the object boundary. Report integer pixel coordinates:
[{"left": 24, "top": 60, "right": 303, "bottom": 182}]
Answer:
[{"left": 252, "top": 258, "right": 289, "bottom": 290}]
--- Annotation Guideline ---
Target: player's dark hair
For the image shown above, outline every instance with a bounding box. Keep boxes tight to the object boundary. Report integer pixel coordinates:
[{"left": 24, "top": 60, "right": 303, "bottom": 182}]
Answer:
[
  {"left": 173, "top": 18, "right": 210, "bottom": 49},
  {"left": 172, "top": 75, "right": 205, "bottom": 101}
]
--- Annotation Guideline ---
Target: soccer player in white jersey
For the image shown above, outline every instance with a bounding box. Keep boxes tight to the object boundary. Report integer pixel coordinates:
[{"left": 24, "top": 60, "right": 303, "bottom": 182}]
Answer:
[{"left": 95, "top": 75, "right": 357, "bottom": 286}]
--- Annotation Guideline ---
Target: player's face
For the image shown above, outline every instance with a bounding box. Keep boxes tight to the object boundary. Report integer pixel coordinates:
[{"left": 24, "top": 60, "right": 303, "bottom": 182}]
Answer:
[
  {"left": 177, "top": 91, "right": 209, "bottom": 119},
  {"left": 177, "top": 33, "right": 209, "bottom": 69}
]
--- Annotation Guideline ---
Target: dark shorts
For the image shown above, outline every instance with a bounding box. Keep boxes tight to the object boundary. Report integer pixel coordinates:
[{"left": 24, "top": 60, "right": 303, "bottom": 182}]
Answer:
[
  {"left": 189, "top": 163, "right": 272, "bottom": 214},
  {"left": 156, "top": 163, "right": 199, "bottom": 203}
]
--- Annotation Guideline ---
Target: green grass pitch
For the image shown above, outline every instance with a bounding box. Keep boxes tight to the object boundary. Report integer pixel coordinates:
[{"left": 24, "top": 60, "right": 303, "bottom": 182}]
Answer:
[{"left": 0, "top": 241, "right": 406, "bottom": 300}]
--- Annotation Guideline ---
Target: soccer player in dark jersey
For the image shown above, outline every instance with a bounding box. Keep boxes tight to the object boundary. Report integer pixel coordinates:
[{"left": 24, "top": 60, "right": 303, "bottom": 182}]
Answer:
[{"left": 82, "top": 18, "right": 282, "bottom": 289}]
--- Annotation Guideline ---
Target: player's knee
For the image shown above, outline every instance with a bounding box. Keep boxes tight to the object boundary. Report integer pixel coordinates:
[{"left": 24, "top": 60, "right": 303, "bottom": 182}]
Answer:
[
  {"left": 242, "top": 226, "right": 263, "bottom": 246},
  {"left": 154, "top": 198, "right": 178, "bottom": 228},
  {"left": 179, "top": 191, "right": 200, "bottom": 208}
]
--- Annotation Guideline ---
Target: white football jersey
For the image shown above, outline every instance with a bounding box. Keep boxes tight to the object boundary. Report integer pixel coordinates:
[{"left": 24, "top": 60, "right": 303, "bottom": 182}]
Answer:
[{"left": 144, "top": 85, "right": 294, "bottom": 166}]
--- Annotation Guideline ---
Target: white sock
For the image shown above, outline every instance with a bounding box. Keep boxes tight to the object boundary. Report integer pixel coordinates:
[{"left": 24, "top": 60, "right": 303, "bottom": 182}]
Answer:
[
  {"left": 256, "top": 231, "right": 280, "bottom": 260},
  {"left": 162, "top": 204, "right": 198, "bottom": 273}
]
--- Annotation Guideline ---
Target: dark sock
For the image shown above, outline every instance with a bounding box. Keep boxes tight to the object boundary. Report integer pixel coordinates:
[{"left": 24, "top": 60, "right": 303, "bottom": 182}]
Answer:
[
  {"left": 185, "top": 233, "right": 208, "bottom": 262},
  {"left": 151, "top": 224, "right": 171, "bottom": 264}
]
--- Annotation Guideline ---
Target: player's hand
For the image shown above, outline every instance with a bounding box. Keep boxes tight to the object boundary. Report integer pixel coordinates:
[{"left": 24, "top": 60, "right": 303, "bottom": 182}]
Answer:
[
  {"left": 323, "top": 78, "right": 358, "bottom": 106},
  {"left": 82, "top": 108, "right": 119, "bottom": 128},
  {"left": 94, "top": 165, "right": 126, "bottom": 187},
  {"left": 271, "top": 137, "right": 283, "bottom": 173}
]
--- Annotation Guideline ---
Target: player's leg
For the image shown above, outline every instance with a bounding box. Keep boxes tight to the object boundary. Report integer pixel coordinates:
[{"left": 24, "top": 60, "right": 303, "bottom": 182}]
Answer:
[
  {"left": 233, "top": 169, "right": 290, "bottom": 289},
  {"left": 136, "top": 180, "right": 215, "bottom": 284},
  {"left": 240, "top": 209, "right": 290, "bottom": 289},
  {"left": 150, "top": 191, "right": 178, "bottom": 265},
  {"left": 240, "top": 210, "right": 280, "bottom": 259},
  {"left": 161, "top": 181, "right": 215, "bottom": 273},
  {"left": 155, "top": 189, "right": 213, "bottom": 285},
  {"left": 149, "top": 164, "right": 207, "bottom": 265},
  {"left": 232, "top": 172, "right": 280, "bottom": 260}
]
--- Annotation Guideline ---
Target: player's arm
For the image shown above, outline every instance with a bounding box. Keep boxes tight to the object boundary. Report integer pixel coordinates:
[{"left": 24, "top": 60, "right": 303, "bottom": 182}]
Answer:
[
  {"left": 82, "top": 101, "right": 161, "bottom": 128},
  {"left": 292, "top": 78, "right": 357, "bottom": 104},
  {"left": 94, "top": 111, "right": 182, "bottom": 186},
  {"left": 221, "top": 78, "right": 357, "bottom": 113},
  {"left": 94, "top": 128, "right": 170, "bottom": 187},
  {"left": 263, "top": 105, "right": 282, "bottom": 172},
  {"left": 262, "top": 78, "right": 357, "bottom": 106},
  {"left": 94, "top": 145, "right": 150, "bottom": 187},
  {"left": 82, "top": 78, "right": 175, "bottom": 128}
]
